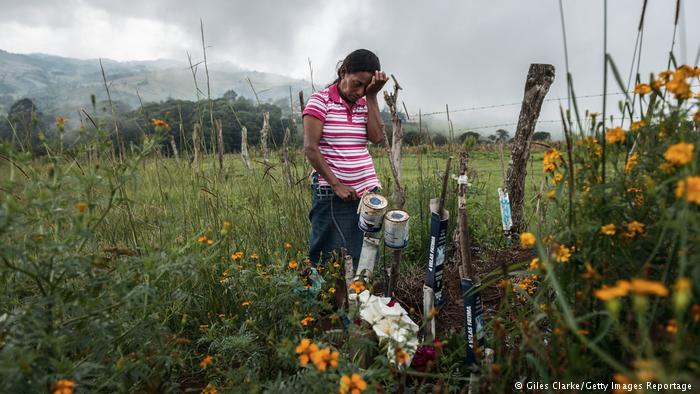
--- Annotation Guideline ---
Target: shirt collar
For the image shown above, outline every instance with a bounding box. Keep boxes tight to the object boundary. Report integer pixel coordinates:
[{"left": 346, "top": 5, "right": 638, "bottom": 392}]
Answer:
[{"left": 329, "top": 83, "right": 367, "bottom": 107}]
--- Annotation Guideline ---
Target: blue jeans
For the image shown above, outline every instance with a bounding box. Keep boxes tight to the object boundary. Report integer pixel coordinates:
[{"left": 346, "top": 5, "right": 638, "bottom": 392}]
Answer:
[{"left": 309, "top": 176, "right": 379, "bottom": 269}]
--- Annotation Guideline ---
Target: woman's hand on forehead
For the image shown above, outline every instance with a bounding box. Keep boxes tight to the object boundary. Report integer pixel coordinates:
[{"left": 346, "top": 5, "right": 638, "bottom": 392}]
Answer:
[{"left": 365, "top": 71, "right": 389, "bottom": 96}]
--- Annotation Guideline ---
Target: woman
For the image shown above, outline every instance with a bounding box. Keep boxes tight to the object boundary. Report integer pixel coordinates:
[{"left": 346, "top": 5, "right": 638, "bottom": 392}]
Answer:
[{"left": 303, "top": 49, "right": 388, "bottom": 267}]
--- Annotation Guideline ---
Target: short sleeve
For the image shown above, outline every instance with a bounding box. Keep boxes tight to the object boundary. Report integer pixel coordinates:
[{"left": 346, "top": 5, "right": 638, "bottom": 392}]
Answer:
[{"left": 302, "top": 92, "right": 328, "bottom": 122}]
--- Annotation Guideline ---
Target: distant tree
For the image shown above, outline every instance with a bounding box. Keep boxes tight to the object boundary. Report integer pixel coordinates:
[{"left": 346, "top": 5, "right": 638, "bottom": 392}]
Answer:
[
  {"left": 6, "top": 98, "right": 44, "bottom": 152},
  {"left": 496, "top": 129, "right": 510, "bottom": 142},
  {"left": 432, "top": 133, "right": 448, "bottom": 146},
  {"left": 223, "top": 90, "right": 238, "bottom": 101},
  {"left": 458, "top": 131, "right": 480, "bottom": 143},
  {"left": 532, "top": 131, "right": 551, "bottom": 141},
  {"left": 403, "top": 131, "right": 421, "bottom": 146},
  {"left": 488, "top": 134, "right": 497, "bottom": 142}
]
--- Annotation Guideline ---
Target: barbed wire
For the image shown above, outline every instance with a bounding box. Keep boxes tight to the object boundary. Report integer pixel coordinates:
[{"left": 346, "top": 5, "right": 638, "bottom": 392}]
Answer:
[{"left": 409, "top": 83, "right": 700, "bottom": 118}]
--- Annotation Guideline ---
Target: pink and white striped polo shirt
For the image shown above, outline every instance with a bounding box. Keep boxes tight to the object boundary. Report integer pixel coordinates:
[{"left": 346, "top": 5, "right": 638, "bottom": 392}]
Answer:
[{"left": 303, "top": 83, "right": 381, "bottom": 196}]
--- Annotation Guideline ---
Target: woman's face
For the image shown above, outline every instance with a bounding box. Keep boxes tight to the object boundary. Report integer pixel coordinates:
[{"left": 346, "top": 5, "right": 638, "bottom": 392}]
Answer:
[{"left": 338, "top": 70, "right": 373, "bottom": 104}]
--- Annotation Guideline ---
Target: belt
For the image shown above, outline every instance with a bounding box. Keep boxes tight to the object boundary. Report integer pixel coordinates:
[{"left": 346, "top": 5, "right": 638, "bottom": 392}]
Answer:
[{"left": 313, "top": 184, "right": 336, "bottom": 198}]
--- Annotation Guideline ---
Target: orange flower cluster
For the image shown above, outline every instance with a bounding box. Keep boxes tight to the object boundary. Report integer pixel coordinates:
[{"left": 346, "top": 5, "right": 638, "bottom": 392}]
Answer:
[
  {"left": 519, "top": 232, "right": 536, "bottom": 248},
  {"left": 151, "top": 118, "right": 171, "bottom": 129},
  {"left": 622, "top": 221, "right": 645, "bottom": 239},
  {"left": 197, "top": 235, "right": 213, "bottom": 246},
  {"left": 339, "top": 373, "right": 368, "bottom": 394},
  {"left": 230, "top": 251, "right": 244, "bottom": 261},
  {"left": 594, "top": 278, "right": 669, "bottom": 301},
  {"left": 295, "top": 339, "right": 339, "bottom": 371},
  {"left": 664, "top": 143, "right": 694, "bottom": 166},
  {"left": 554, "top": 244, "right": 572, "bottom": 263},
  {"left": 52, "top": 379, "right": 76, "bottom": 394},
  {"left": 300, "top": 313, "right": 315, "bottom": 326},
  {"left": 543, "top": 148, "right": 562, "bottom": 173},
  {"left": 55, "top": 116, "right": 66, "bottom": 128},
  {"left": 605, "top": 127, "right": 626, "bottom": 145},
  {"left": 200, "top": 355, "right": 214, "bottom": 369},
  {"left": 675, "top": 176, "right": 700, "bottom": 205},
  {"left": 600, "top": 224, "right": 616, "bottom": 236}
]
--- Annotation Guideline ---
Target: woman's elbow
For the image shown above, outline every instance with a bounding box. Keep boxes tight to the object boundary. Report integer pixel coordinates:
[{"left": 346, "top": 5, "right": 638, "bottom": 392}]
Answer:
[{"left": 304, "top": 144, "right": 318, "bottom": 158}]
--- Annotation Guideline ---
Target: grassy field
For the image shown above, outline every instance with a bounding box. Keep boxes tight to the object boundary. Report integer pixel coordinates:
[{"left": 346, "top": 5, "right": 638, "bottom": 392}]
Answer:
[{"left": 55, "top": 146, "right": 547, "bottom": 265}]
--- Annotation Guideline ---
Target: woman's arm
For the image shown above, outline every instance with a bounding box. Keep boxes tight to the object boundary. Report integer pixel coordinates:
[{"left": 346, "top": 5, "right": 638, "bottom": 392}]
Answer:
[
  {"left": 365, "top": 94, "right": 384, "bottom": 144},
  {"left": 303, "top": 115, "right": 359, "bottom": 201},
  {"left": 365, "top": 71, "right": 389, "bottom": 144}
]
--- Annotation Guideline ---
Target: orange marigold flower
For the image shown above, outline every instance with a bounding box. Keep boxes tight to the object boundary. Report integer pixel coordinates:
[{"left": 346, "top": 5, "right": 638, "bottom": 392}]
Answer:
[
  {"left": 288, "top": 260, "right": 298, "bottom": 269},
  {"left": 694, "top": 110, "right": 700, "bottom": 123},
  {"left": 350, "top": 280, "right": 365, "bottom": 294},
  {"left": 295, "top": 338, "right": 319, "bottom": 366},
  {"left": 197, "top": 235, "right": 208, "bottom": 244},
  {"left": 199, "top": 323, "right": 209, "bottom": 329},
  {"left": 605, "top": 127, "right": 626, "bottom": 145},
  {"left": 55, "top": 116, "right": 66, "bottom": 128},
  {"left": 52, "top": 379, "right": 76, "bottom": 394},
  {"left": 594, "top": 280, "right": 631, "bottom": 301},
  {"left": 310, "top": 347, "right": 339, "bottom": 371},
  {"left": 151, "top": 118, "right": 170, "bottom": 129},
  {"left": 666, "top": 78, "right": 692, "bottom": 99},
  {"left": 543, "top": 148, "right": 562, "bottom": 173},
  {"left": 553, "top": 172, "right": 564, "bottom": 184},
  {"left": 629, "top": 120, "right": 646, "bottom": 130},
  {"left": 625, "top": 221, "right": 645, "bottom": 236},
  {"left": 206, "top": 239, "right": 214, "bottom": 246},
  {"left": 202, "top": 384, "right": 218, "bottom": 394},
  {"left": 339, "top": 373, "right": 367, "bottom": 394},
  {"left": 428, "top": 307, "right": 438, "bottom": 318},
  {"left": 629, "top": 278, "right": 669, "bottom": 297},
  {"left": 555, "top": 245, "right": 572, "bottom": 263},
  {"left": 547, "top": 190, "right": 556, "bottom": 200},
  {"left": 600, "top": 224, "right": 616, "bottom": 236},
  {"left": 528, "top": 258, "right": 540, "bottom": 271},
  {"left": 199, "top": 355, "right": 214, "bottom": 369},
  {"left": 241, "top": 299, "right": 251, "bottom": 307},
  {"left": 230, "top": 251, "right": 243, "bottom": 260},
  {"left": 666, "top": 319, "right": 678, "bottom": 334},
  {"left": 328, "top": 287, "right": 336, "bottom": 294},
  {"left": 250, "top": 252, "right": 259, "bottom": 260},
  {"left": 519, "top": 232, "right": 536, "bottom": 248},
  {"left": 300, "top": 314, "right": 315, "bottom": 326},
  {"left": 581, "top": 263, "right": 601, "bottom": 280},
  {"left": 76, "top": 201, "right": 87, "bottom": 213},
  {"left": 395, "top": 348, "right": 410, "bottom": 366},
  {"left": 284, "top": 242, "right": 292, "bottom": 249},
  {"left": 675, "top": 176, "right": 700, "bottom": 205},
  {"left": 633, "top": 83, "right": 651, "bottom": 96},
  {"left": 658, "top": 70, "right": 673, "bottom": 81},
  {"left": 664, "top": 143, "right": 694, "bottom": 166},
  {"left": 222, "top": 221, "right": 231, "bottom": 231}
]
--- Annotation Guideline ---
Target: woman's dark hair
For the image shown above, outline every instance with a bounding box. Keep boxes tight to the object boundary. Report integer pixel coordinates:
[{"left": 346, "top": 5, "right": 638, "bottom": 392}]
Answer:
[{"left": 330, "top": 49, "right": 380, "bottom": 86}]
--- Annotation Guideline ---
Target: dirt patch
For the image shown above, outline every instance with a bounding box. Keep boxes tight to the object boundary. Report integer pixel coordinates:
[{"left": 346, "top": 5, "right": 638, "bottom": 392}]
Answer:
[{"left": 394, "top": 242, "right": 536, "bottom": 338}]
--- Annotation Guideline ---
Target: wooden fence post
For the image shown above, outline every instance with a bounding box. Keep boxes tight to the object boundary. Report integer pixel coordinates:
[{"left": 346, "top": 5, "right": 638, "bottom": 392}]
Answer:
[{"left": 506, "top": 64, "right": 555, "bottom": 234}]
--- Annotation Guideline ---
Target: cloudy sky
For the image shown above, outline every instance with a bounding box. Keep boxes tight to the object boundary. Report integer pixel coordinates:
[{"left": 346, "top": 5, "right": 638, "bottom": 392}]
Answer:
[{"left": 1, "top": 0, "right": 698, "bottom": 137}]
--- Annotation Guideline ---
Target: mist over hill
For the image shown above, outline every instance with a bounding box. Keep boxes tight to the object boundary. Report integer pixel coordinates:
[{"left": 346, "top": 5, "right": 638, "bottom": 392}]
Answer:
[{"left": 0, "top": 49, "right": 311, "bottom": 116}]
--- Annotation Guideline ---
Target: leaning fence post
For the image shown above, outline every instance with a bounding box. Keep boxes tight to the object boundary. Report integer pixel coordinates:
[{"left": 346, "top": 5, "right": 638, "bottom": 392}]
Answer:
[{"left": 505, "top": 64, "right": 555, "bottom": 234}]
